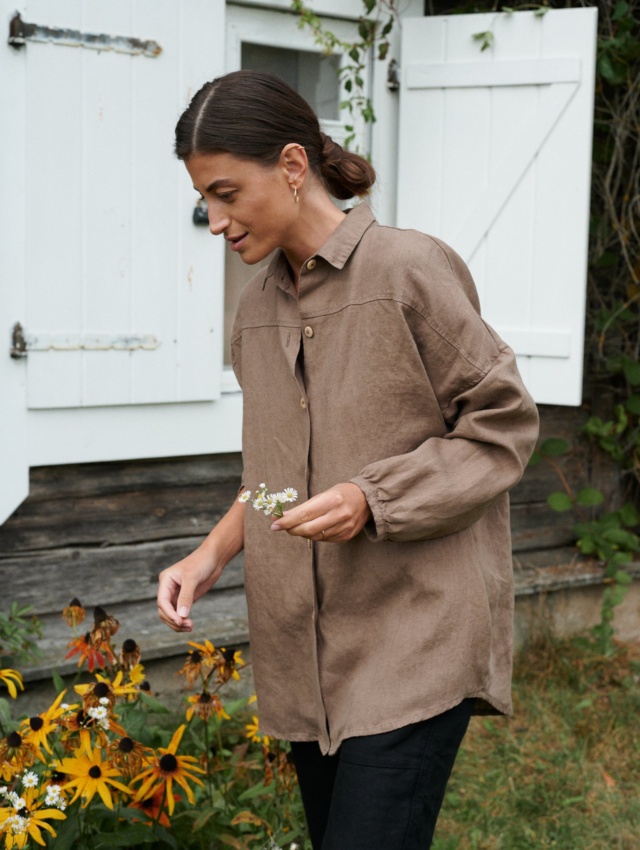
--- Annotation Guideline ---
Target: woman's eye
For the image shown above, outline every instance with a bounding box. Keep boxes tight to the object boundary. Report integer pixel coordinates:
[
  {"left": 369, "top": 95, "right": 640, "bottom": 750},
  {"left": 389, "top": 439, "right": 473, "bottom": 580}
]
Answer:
[{"left": 217, "top": 191, "right": 235, "bottom": 202}]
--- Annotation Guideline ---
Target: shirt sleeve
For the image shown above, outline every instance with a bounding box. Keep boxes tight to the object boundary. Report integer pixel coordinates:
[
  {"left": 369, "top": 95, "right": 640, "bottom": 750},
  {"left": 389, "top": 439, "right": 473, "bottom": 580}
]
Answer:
[
  {"left": 351, "top": 343, "right": 538, "bottom": 542},
  {"left": 350, "top": 236, "right": 539, "bottom": 543}
]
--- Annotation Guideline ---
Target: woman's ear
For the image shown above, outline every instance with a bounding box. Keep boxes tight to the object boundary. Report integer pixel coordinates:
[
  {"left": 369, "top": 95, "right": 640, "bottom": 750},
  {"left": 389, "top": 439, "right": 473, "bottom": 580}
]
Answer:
[{"left": 280, "top": 143, "right": 308, "bottom": 191}]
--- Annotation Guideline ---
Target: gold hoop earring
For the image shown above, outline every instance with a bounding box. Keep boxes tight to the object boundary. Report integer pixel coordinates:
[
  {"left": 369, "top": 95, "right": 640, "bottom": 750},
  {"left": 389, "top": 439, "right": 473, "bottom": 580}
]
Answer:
[{"left": 293, "top": 186, "right": 299, "bottom": 204}]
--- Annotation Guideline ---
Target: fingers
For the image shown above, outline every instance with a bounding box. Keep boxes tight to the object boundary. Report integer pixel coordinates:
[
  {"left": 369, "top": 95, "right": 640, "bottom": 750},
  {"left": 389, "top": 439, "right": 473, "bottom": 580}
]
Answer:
[
  {"left": 270, "top": 483, "right": 371, "bottom": 542},
  {"left": 157, "top": 569, "right": 198, "bottom": 633}
]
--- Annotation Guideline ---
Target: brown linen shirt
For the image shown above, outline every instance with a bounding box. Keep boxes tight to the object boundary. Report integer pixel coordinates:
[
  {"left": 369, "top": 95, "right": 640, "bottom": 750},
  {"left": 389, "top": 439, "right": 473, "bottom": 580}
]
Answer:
[{"left": 230, "top": 202, "right": 539, "bottom": 756}]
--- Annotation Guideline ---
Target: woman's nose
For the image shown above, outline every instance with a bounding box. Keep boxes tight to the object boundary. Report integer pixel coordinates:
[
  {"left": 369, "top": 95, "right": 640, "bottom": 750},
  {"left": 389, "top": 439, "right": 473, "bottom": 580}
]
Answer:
[{"left": 209, "top": 209, "right": 230, "bottom": 236}]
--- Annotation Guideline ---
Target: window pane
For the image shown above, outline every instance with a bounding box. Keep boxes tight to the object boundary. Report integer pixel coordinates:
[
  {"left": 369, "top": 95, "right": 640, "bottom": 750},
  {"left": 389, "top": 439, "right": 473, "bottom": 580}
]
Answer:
[{"left": 241, "top": 43, "right": 340, "bottom": 121}]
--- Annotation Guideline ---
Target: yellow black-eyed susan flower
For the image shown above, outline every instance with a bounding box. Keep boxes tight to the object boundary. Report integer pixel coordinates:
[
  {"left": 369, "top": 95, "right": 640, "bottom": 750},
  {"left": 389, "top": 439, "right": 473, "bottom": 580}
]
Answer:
[
  {"left": 19, "top": 690, "right": 73, "bottom": 758},
  {"left": 56, "top": 748, "right": 131, "bottom": 810},
  {"left": 132, "top": 724, "right": 204, "bottom": 816},
  {"left": 0, "top": 785, "right": 67, "bottom": 848},
  {"left": 0, "top": 669, "right": 23, "bottom": 699}
]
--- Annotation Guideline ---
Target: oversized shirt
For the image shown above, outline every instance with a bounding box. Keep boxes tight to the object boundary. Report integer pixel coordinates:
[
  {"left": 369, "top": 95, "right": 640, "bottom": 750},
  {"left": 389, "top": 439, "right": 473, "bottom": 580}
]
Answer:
[{"left": 230, "top": 202, "right": 539, "bottom": 756}]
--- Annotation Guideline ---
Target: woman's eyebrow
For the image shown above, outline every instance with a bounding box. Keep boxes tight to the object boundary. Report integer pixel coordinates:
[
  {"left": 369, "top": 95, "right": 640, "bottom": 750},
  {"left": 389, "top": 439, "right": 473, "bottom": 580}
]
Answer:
[{"left": 206, "top": 178, "right": 235, "bottom": 192}]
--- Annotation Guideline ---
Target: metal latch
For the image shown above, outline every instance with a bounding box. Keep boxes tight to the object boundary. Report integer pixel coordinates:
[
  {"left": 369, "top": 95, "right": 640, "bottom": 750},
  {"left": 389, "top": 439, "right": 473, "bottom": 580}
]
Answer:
[
  {"left": 387, "top": 58, "right": 400, "bottom": 92},
  {"left": 10, "top": 323, "right": 159, "bottom": 359},
  {"left": 8, "top": 12, "right": 162, "bottom": 57}
]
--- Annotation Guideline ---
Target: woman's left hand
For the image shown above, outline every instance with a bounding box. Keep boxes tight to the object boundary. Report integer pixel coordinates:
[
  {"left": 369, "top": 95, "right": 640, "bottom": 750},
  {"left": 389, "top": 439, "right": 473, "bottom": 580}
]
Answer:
[{"left": 270, "top": 482, "right": 372, "bottom": 542}]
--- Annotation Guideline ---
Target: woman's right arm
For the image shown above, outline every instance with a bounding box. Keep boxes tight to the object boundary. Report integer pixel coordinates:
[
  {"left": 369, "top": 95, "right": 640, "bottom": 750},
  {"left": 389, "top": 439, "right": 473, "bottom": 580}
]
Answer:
[{"left": 157, "top": 497, "right": 245, "bottom": 632}]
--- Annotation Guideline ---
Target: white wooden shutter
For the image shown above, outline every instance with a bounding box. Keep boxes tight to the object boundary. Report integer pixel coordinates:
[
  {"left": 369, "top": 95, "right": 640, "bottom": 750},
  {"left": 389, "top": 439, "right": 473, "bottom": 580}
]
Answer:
[
  {"left": 5, "top": 0, "right": 225, "bottom": 409},
  {"left": 397, "top": 8, "right": 597, "bottom": 405}
]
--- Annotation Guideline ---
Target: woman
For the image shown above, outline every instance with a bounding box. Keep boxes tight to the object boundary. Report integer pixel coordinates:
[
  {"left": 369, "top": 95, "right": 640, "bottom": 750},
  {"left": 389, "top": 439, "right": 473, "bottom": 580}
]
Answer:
[{"left": 157, "top": 70, "right": 539, "bottom": 849}]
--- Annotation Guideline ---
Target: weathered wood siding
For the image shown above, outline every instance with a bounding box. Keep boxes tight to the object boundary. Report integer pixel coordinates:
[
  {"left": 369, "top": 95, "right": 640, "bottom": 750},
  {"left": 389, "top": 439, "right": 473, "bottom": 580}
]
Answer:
[{"left": 0, "top": 404, "right": 624, "bottom": 684}]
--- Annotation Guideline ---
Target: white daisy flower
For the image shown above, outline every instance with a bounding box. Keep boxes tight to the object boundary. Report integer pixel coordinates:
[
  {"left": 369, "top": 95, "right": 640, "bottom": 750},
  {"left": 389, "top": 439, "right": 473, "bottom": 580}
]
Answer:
[
  {"left": 238, "top": 490, "right": 252, "bottom": 503},
  {"left": 282, "top": 487, "right": 298, "bottom": 502},
  {"left": 22, "top": 771, "right": 38, "bottom": 789}
]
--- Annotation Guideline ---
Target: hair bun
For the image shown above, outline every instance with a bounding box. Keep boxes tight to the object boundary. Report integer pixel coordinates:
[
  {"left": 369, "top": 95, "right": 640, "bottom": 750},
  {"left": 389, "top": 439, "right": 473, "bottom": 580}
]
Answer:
[{"left": 317, "top": 132, "right": 375, "bottom": 200}]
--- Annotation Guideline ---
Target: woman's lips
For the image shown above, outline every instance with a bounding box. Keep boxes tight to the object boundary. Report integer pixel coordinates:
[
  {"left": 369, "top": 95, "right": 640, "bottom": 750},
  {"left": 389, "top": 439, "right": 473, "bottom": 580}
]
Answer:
[{"left": 227, "top": 233, "right": 248, "bottom": 252}]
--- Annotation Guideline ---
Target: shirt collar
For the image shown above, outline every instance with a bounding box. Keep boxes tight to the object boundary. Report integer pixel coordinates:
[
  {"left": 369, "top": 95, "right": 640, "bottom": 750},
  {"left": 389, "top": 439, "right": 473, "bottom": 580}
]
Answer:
[
  {"left": 261, "top": 202, "right": 377, "bottom": 290},
  {"left": 316, "top": 202, "right": 376, "bottom": 269}
]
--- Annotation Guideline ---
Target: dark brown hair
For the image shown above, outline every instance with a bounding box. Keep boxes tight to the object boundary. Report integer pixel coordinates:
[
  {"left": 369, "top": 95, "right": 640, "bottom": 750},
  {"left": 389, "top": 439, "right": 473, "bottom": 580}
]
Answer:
[{"left": 174, "top": 71, "right": 375, "bottom": 201}]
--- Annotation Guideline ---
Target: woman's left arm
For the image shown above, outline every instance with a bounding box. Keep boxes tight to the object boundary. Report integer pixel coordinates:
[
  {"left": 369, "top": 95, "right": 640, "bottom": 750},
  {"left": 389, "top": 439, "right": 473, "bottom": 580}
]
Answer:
[{"left": 350, "top": 341, "right": 539, "bottom": 542}]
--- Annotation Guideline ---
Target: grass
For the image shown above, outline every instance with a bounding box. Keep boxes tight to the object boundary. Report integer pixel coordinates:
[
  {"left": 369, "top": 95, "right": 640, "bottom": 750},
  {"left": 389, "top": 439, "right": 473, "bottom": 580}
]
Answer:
[{"left": 433, "top": 636, "right": 640, "bottom": 850}]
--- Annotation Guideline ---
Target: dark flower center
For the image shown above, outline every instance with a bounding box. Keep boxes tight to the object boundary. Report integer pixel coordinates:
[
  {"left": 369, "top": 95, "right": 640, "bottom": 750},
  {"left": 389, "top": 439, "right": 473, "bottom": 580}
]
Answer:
[
  {"left": 198, "top": 693, "right": 212, "bottom": 704},
  {"left": 93, "top": 682, "right": 110, "bottom": 698},
  {"left": 159, "top": 753, "right": 178, "bottom": 773},
  {"left": 17, "top": 807, "right": 29, "bottom": 818},
  {"left": 7, "top": 731, "right": 22, "bottom": 748},
  {"left": 94, "top": 606, "right": 108, "bottom": 623},
  {"left": 140, "top": 681, "right": 151, "bottom": 691},
  {"left": 266, "top": 751, "right": 276, "bottom": 763},
  {"left": 222, "top": 647, "right": 235, "bottom": 662},
  {"left": 29, "top": 716, "right": 44, "bottom": 731},
  {"left": 51, "top": 771, "right": 65, "bottom": 783},
  {"left": 141, "top": 797, "right": 155, "bottom": 810},
  {"left": 88, "top": 765, "right": 102, "bottom": 779},
  {"left": 118, "top": 737, "right": 134, "bottom": 753},
  {"left": 70, "top": 597, "right": 82, "bottom": 607},
  {"left": 122, "top": 639, "right": 137, "bottom": 653},
  {"left": 188, "top": 650, "right": 202, "bottom": 664}
]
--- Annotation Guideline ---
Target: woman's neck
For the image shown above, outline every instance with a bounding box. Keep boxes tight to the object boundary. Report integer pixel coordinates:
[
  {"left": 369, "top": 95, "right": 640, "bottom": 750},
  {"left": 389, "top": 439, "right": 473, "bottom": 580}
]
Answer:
[{"left": 282, "top": 191, "right": 347, "bottom": 288}]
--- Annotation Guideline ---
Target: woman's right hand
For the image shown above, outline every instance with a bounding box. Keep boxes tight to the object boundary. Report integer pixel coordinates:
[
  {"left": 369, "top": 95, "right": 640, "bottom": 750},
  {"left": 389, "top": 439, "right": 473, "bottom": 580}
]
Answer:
[
  {"left": 157, "top": 495, "right": 246, "bottom": 633},
  {"left": 157, "top": 546, "right": 222, "bottom": 632}
]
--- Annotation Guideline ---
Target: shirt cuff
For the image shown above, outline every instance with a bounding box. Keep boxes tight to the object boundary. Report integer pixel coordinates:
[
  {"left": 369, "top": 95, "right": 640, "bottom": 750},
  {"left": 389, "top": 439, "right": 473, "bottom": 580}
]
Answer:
[{"left": 350, "top": 475, "right": 388, "bottom": 543}]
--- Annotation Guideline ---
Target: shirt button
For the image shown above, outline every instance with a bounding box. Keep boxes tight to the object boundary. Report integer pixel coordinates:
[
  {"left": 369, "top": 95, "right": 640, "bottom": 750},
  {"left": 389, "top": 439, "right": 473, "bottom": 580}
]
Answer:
[
  {"left": 306, "top": 258, "right": 317, "bottom": 270},
  {"left": 300, "top": 398, "right": 307, "bottom": 409},
  {"left": 304, "top": 326, "right": 314, "bottom": 338}
]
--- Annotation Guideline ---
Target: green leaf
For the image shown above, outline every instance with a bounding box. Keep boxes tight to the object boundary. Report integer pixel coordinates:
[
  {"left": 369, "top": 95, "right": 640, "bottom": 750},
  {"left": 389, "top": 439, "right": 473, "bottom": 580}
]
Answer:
[
  {"left": 52, "top": 670, "right": 66, "bottom": 694},
  {"left": 0, "top": 698, "right": 13, "bottom": 728},
  {"left": 622, "top": 358, "right": 640, "bottom": 385},
  {"left": 363, "top": 0, "right": 376, "bottom": 13},
  {"left": 612, "top": 0, "right": 629, "bottom": 20},
  {"left": 626, "top": 394, "right": 640, "bottom": 415},
  {"left": 547, "top": 492, "right": 573, "bottom": 512},
  {"left": 540, "top": 438, "right": 569, "bottom": 457},
  {"left": 533, "top": 6, "right": 549, "bottom": 16},
  {"left": 348, "top": 47, "right": 360, "bottom": 62},
  {"left": 527, "top": 450, "right": 542, "bottom": 466},
  {"left": 95, "top": 826, "right": 159, "bottom": 847},
  {"left": 576, "top": 488, "right": 605, "bottom": 507},
  {"left": 614, "top": 570, "right": 633, "bottom": 585},
  {"left": 619, "top": 503, "right": 639, "bottom": 527}
]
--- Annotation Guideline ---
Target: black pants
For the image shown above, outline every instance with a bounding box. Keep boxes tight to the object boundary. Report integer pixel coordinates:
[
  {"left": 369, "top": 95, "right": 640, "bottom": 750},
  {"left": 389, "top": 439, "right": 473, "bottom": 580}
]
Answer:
[{"left": 289, "top": 700, "right": 473, "bottom": 850}]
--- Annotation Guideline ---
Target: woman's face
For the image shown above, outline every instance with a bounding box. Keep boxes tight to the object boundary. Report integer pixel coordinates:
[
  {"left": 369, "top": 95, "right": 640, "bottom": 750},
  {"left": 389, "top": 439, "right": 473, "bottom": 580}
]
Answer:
[{"left": 185, "top": 151, "right": 297, "bottom": 265}]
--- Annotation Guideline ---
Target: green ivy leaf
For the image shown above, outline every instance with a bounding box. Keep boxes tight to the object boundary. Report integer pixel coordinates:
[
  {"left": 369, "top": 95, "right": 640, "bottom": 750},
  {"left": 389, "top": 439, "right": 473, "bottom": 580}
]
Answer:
[
  {"left": 623, "top": 358, "right": 640, "bottom": 385},
  {"left": 626, "top": 394, "right": 640, "bottom": 415},
  {"left": 527, "top": 450, "right": 542, "bottom": 466},
  {"left": 576, "top": 488, "right": 605, "bottom": 507},
  {"left": 612, "top": 0, "right": 630, "bottom": 20},
  {"left": 547, "top": 492, "right": 573, "bottom": 512},
  {"left": 540, "top": 437, "right": 569, "bottom": 457},
  {"left": 619, "top": 503, "right": 639, "bottom": 527}
]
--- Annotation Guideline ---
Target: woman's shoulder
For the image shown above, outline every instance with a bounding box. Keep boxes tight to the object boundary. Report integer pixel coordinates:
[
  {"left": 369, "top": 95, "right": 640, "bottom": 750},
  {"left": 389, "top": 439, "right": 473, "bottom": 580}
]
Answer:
[{"left": 355, "top": 220, "right": 481, "bottom": 315}]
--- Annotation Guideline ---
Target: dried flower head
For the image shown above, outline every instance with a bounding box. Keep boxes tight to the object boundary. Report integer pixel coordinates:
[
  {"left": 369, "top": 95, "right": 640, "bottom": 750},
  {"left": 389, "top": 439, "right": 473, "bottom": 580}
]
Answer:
[{"left": 62, "top": 597, "right": 86, "bottom": 629}]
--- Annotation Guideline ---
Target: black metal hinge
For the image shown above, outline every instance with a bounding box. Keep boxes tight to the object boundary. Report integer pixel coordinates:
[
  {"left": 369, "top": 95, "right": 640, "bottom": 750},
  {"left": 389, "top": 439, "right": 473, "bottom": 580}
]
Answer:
[{"left": 8, "top": 11, "right": 162, "bottom": 57}]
